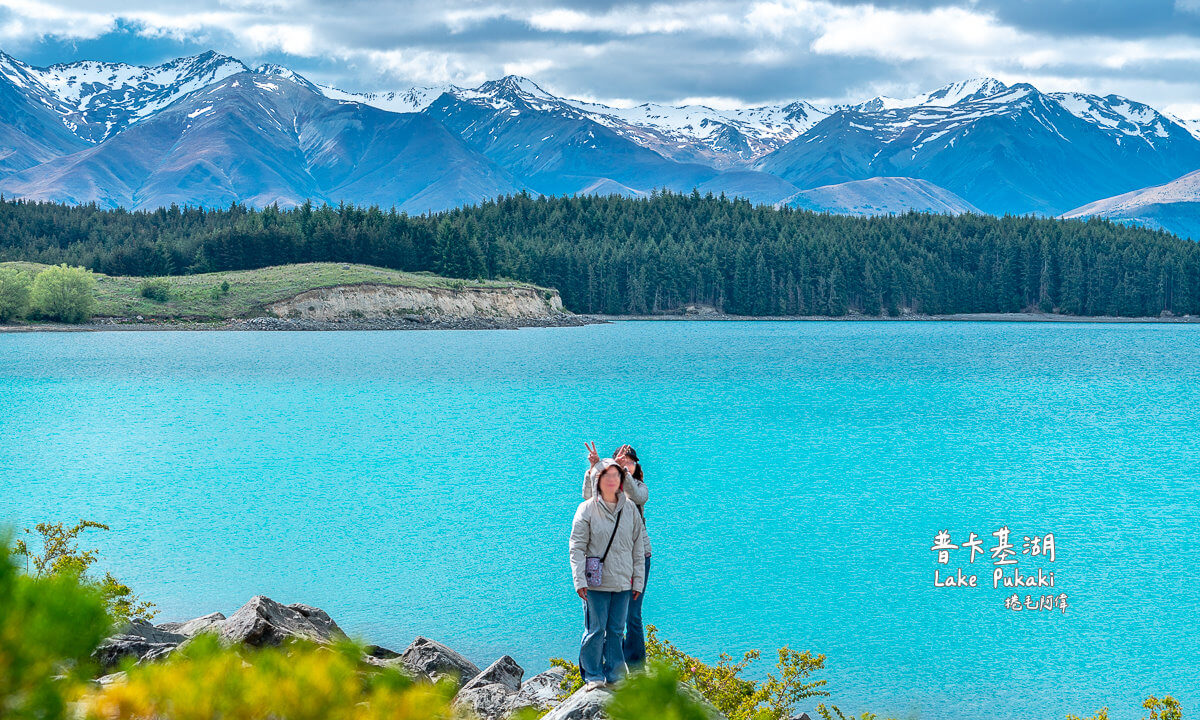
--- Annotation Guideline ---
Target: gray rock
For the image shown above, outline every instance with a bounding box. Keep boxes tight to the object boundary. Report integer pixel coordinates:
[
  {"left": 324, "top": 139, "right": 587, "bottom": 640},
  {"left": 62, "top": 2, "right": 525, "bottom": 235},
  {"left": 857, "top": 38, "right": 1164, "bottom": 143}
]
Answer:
[
  {"left": 397, "top": 636, "right": 481, "bottom": 689},
  {"left": 219, "top": 596, "right": 347, "bottom": 647},
  {"left": 453, "top": 683, "right": 517, "bottom": 720},
  {"left": 96, "top": 671, "right": 127, "bottom": 687},
  {"left": 789, "top": 714, "right": 813, "bottom": 720},
  {"left": 451, "top": 656, "right": 529, "bottom": 720},
  {"left": 461, "top": 655, "right": 523, "bottom": 693},
  {"left": 93, "top": 636, "right": 180, "bottom": 671},
  {"left": 174, "top": 612, "right": 226, "bottom": 637},
  {"left": 365, "top": 644, "right": 400, "bottom": 660},
  {"left": 117, "top": 619, "right": 185, "bottom": 644},
  {"left": 516, "top": 666, "right": 570, "bottom": 709},
  {"left": 541, "top": 685, "right": 612, "bottom": 720}
]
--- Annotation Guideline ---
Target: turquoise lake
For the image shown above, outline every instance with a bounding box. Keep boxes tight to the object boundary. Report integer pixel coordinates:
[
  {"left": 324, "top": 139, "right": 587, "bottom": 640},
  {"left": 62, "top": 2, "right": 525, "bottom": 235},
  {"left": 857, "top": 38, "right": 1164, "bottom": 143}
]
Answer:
[{"left": 1, "top": 321, "right": 1198, "bottom": 720}]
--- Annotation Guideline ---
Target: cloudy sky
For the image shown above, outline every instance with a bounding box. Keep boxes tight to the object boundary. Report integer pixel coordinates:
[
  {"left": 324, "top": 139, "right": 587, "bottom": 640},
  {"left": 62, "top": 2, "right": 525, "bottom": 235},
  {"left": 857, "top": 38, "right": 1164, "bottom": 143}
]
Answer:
[{"left": 3, "top": 0, "right": 1200, "bottom": 116}]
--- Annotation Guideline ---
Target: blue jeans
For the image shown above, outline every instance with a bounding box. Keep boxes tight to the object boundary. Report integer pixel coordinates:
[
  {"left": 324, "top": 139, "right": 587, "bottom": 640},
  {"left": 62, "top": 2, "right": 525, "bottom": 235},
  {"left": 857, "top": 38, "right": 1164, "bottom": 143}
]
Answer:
[
  {"left": 579, "top": 589, "right": 630, "bottom": 683},
  {"left": 623, "top": 554, "right": 650, "bottom": 667}
]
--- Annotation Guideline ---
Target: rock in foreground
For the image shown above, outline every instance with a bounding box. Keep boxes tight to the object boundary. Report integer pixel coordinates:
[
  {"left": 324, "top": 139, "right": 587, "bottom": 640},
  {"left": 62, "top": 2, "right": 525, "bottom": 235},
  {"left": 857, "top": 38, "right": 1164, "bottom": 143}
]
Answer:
[
  {"left": 398, "top": 636, "right": 482, "bottom": 688},
  {"left": 542, "top": 685, "right": 612, "bottom": 720},
  {"left": 219, "top": 595, "right": 347, "bottom": 647}
]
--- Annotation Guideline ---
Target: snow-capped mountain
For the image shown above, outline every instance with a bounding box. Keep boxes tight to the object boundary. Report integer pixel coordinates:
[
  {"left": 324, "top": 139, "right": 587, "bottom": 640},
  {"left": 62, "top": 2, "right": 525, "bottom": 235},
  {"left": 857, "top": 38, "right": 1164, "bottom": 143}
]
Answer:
[
  {"left": 0, "top": 50, "right": 248, "bottom": 143},
  {"left": 318, "top": 82, "right": 459, "bottom": 114},
  {"left": 1, "top": 48, "right": 1200, "bottom": 226},
  {"left": 560, "top": 96, "right": 829, "bottom": 168},
  {"left": 1049, "top": 91, "right": 1194, "bottom": 149},
  {"left": 0, "top": 71, "right": 519, "bottom": 212},
  {"left": 756, "top": 79, "right": 1200, "bottom": 215},
  {"left": 843, "top": 78, "right": 1010, "bottom": 113}
]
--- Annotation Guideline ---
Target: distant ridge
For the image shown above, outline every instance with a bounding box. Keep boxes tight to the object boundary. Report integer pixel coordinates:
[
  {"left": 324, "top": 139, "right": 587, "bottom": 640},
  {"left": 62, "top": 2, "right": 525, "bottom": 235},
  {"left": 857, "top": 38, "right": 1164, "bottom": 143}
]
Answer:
[
  {"left": 1063, "top": 169, "right": 1200, "bottom": 240},
  {"left": 780, "top": 177, "right": 980, "bottom": 216}
]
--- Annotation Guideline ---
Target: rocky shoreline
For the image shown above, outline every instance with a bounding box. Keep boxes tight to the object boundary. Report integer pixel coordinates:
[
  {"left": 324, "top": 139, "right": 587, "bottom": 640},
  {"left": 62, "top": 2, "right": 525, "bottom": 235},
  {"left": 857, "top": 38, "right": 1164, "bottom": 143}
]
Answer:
[
  {"left": 1, "top": 314, "right": 602, "bottom": 332},
  {"left": 91, "top": 595, "right": 678, "bottom": 720}
]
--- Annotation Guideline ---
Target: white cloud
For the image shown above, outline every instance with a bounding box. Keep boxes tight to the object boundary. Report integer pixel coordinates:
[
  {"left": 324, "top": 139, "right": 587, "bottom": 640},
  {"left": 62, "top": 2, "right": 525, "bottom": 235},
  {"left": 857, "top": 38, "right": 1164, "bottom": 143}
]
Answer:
[
  {"left": 0, "top": 0, "right": 115, "bottom": 42},
  {"left": 238, "top": 22, "right": 315, "bottom": 55},
  {"left": 528, "top": 3, "right": 739, "bottom": 35},
  {"left": 0, "top": 0, "right": 1198, "bottom": 112}
]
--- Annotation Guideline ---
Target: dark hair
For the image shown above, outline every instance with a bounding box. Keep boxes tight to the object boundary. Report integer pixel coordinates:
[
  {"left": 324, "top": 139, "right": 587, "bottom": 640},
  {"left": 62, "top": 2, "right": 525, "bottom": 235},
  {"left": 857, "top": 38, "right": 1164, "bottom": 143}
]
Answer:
[{"left": 613, "top": 446, "right": 643, "bottom": 482}]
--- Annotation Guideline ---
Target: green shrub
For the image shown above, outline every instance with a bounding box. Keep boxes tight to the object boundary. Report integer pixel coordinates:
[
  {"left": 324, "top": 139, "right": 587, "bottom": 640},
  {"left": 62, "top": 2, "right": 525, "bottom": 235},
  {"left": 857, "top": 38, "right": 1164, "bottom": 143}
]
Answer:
[
  {"left": 552, "top": 625, "right": 828, "bottom": 720},
  {"left": 1142, "top": 697, "right": 1184, "bottom": 720},
  {"left": 31, "top": 263, "right": 96, "bottom": 323},
  {"left": 14, "top": 520, "right": 156, "bottom": 625},
  {"left": 78, "top": 633, "right": 458, "bottom": 720},
  {"left": 608, "top": 662, "right": 713, "bottom": 720},
  {"left": 0, "top": 532, "right": 112, "bottom": 720},
  {"left": 0, "top": 266, "right": 33, "bottom": 322},
  {"left": 138, "top": 278, "right": 171, "bottom": 302},
  {"left": 220, "top": 280, "right": 230, "bottom": 293}
]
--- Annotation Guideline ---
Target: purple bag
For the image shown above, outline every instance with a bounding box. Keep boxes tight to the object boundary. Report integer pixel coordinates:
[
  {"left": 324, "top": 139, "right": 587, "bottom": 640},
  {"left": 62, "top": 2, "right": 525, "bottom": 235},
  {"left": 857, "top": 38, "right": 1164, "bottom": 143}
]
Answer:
[{"left": 585, "top": 508, "right": 623, "bottom": 587}]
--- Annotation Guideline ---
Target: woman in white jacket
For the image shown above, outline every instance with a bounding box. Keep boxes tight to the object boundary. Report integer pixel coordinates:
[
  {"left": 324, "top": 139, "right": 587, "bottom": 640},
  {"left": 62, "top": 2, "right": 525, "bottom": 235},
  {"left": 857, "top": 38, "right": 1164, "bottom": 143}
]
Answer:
[
  {"left": 569, "top": 457, "right": 646, "bottom": 690},
  {"left": 583, "top": 443, "right": 651, "bottom": 668}
]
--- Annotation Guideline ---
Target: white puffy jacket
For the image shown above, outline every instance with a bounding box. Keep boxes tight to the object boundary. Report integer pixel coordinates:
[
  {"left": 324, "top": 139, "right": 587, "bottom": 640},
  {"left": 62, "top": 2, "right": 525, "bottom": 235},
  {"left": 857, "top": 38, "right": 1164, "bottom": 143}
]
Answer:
[
  {"left": 583, "top": 459, "right": 651, "bottom": 556},
  {"left": 570, "top": 459, "right": 647, "bottom": 593}
]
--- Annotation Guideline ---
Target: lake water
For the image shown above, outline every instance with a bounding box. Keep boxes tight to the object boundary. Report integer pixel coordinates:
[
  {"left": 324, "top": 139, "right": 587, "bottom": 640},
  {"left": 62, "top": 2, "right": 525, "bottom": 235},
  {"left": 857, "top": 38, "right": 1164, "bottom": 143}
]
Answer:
[{"left": 1, "top": 321, "right": 1197, "bottom": 720}]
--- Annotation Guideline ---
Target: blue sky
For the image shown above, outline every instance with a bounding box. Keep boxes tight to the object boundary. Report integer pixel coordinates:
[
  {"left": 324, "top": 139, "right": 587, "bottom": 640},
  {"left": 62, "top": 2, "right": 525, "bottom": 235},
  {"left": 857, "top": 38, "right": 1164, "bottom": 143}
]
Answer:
[{"left": 2, "top": 0, "right": 1200, "bottom": 116}]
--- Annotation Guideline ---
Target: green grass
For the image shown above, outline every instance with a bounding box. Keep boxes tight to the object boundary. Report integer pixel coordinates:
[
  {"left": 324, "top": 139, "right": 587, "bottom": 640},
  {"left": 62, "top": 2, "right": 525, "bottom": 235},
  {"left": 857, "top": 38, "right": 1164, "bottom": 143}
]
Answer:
[{"left": 0, "top": 262, "right": 549, "bottom": 321}]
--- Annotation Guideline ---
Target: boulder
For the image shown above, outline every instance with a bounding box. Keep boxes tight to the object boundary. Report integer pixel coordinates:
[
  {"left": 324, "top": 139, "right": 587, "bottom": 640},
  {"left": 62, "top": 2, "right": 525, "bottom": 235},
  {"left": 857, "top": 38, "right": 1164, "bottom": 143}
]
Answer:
[
  {"left": 396, "top": 636, "right": 481, "bottom": 689},
  {"left": 219, "top": 596, "right": 347, "bottom": 647},
  {"left": 451, "top": 656, "right": 528, "bottom": 720},
  {"left": 461, "top": 655, "right": 523, "bottom": 693},
  {"left": 541, "top": 684, "right": 612, "bottom": 720},
  {"left": 790, "top": 714, "right": 813, "bottom": 720},
  {"left": 453, "top": 683, "right": 517, "bottom": 720},
  {"left": 93, "top": 636, "right": 179, "bottom": 671},
  {"left": 516, "top": 666, "right": 570, "bottom": 710},
  {"left": 118, "top": 619, "right": 185, "bottom": 644},
  {"left": 365, "top": 644, "right": 400, "bottom": 660},
  {"left": 174, "top": 612, "right": 226, "bottom": 637},
  {"left": 95, "top": 671, "right": 127, "bottom": 687},
  {"left": 92, "top": 619, "right": 186, "bottom": 670}
]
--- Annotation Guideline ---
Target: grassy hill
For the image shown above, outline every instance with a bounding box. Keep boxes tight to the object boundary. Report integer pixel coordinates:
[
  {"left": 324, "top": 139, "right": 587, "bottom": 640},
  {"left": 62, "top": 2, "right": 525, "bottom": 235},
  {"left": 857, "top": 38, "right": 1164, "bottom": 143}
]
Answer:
[{"left": 0, "top": 262, "right": 551, "bottom": 321}]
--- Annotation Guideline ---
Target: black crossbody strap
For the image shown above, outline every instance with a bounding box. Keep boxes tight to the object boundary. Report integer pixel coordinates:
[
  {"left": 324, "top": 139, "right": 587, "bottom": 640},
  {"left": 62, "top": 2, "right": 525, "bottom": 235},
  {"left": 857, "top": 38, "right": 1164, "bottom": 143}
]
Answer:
[{"left": 599, "top": 508, "right": 623, "bottom": 563}]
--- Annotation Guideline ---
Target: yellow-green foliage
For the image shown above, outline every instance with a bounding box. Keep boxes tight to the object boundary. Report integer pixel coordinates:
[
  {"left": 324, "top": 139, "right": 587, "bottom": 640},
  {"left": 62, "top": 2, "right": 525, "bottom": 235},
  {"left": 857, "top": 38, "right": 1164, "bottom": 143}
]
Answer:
[
  {"left": 608, "top": 662, "right": 714, "bottom": 720},
  {"left": 645, "top": 624, "right": 829, "bottom": 720},
  {"left": 0, "top": 534, "right": 112, "bottom": 720},
  {"left": 548, "top": 656, "right": 583, "bottom": 695},
  {"left": 1067, "top": 696, "right": 1184, "bottom": 720},
  {"left": 0, "top": 266, "right": 33, "bottom": 321},
  {"left": 816, "top": 703, "right": 895, "bottom": 720},
  {"left": 1143, "top": 697, "right": 1184, "bottom": 720},
  {"left": 14, "top": 520, "right": 157, "bottom": 625},
  {"left": 30, "top": 263, "right": 96, "bottom": 323},
  {"left": 551, "top": 625, "right": 828, "bottom": 720},
  {"left": 77, "top": 633, "right": 457, "bottom": 720}
]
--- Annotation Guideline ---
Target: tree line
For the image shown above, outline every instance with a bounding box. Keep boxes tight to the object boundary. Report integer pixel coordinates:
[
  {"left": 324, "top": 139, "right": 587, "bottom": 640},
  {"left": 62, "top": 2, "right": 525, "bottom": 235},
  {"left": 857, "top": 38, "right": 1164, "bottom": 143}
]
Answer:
[{"left": 2, "top": 191, "right": 1198, "bottom": 317}]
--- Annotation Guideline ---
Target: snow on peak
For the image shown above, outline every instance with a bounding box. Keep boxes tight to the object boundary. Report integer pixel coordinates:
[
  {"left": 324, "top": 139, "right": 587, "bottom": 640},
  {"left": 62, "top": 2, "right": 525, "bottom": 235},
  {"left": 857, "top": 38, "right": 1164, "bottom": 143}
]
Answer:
[
  {"left": 1048, "top": 91, "right": 1191, "bottom": 146},
  {"left": 849, "top": 77, "right": 1009, "bottom": 112},
  {"left": 253, "top": 63, "right": 316, "bottom": 89},
  {"left": 478, "top": 75, "right": 557, "bottom": 100},
  {"left": 316, "top": 83, "right": 458, "bottom": 113},
  {"left": 5, "top": 50, "right": 249, "bottom": 142}
]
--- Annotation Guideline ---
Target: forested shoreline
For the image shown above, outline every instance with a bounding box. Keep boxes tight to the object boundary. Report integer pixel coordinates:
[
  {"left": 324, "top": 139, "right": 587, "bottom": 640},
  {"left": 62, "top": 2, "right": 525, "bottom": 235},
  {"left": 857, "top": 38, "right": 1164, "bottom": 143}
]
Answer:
[{"left": 2, "top": 191, "right": 1197, "bottom": 317}]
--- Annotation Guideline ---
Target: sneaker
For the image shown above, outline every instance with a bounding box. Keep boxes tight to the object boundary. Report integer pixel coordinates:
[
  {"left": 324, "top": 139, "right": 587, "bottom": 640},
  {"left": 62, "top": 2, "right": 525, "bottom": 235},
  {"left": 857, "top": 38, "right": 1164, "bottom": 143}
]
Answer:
[{"left": 583, "top": 680, "right": 606, "bottom": 692}]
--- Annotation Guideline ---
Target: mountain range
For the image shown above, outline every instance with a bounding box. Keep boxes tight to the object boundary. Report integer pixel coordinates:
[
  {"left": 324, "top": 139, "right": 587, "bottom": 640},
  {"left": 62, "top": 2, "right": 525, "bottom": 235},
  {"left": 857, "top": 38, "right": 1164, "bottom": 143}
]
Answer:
[{"left": 1, "top": 49, "right": 1199, "bottom": 238}]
